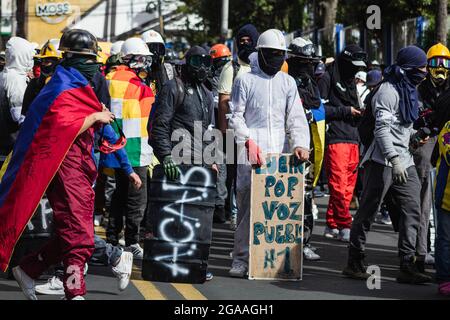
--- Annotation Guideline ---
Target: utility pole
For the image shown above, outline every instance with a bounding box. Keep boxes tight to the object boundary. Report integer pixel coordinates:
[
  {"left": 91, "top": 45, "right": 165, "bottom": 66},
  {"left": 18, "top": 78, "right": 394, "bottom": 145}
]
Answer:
[
  {"left": 220, "top": 0, "right": 229, "bottom": 42},
  {"left": 158, "top": 0, "right": 164, "bottom": 37},
  {"left": 436, "top": 0, "right": 448, "bottom": 44}
]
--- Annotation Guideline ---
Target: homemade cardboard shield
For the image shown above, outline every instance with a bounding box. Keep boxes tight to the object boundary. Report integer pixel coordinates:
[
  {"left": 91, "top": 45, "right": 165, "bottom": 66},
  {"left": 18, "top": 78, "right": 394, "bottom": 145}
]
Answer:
[
  {"left": 142, "top": 165, "right": 216, "bottom": 284},
  {"left": 249, "top": 153, "right": 304, "bottom": 280}
]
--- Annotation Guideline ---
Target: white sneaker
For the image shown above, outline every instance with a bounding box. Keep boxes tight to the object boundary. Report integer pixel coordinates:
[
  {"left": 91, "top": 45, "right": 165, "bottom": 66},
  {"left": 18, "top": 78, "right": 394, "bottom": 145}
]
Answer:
[
  {"left": 84, "top": 263, "right": 88, "bottom": 276},
  {"left": 125, "top": 243, "right": 144, "bottom": 260},
  {"left": 112, "top": 251, "right": 133, "bottom": 291},
  {"left": 12, "top": 266, "right": 37, "bottom": 300},
  {"left": 35, "top": 276, "right": 64, "bottom": 295},
  {"left": 61, "top": 295, "right": 85, "bottom": 300},
  {"left": 229, "top": 264, "right": 248, "bottom": 278},
  {"left": 338, "top": 228, "right": 351, "bottom": 242},
  {"left": 303, "top": 246, "right": 321, "bottom": 261},
  {"left": 380, "top": 216, "right": 392, "bottom": 225},
  {"left": 324, "top": 226, "right": 339, "bottom": 239},
  {"left": 312, "top": 203, "right": 319, "bottom": 220},
  {"left": 118, "top": 238, "right": 126, "bottom": 247},
  {"left": 94, "top": 215, "right": 102, "bottom": 226}
]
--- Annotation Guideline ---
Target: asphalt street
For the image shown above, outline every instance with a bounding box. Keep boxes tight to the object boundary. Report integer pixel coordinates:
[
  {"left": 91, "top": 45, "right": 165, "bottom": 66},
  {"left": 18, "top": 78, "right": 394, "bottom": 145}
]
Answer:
[{"left": 0, "top": 197, "right": 446, "bottom": 300}]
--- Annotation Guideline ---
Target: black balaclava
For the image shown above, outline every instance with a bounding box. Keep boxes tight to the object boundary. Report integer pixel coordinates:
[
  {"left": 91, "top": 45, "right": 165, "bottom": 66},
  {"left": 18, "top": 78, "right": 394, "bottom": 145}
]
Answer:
[
  {"left": 337, "top": 44, "right": 366, "bottom": 80},
  {"left": 258, "top": 48, "right": 285, "bottom": 76},
  {"left": 184, "top": 46, "right": 210, "bottom": 84},
  {"left": 287, "top": 57, "right": 321, "bottom": 109},
  {"left": 236, "top": 24, "right": 259, "bottom": 64},
  {"left": 40, "top": 58, "right": 59, "bottom": 77}
]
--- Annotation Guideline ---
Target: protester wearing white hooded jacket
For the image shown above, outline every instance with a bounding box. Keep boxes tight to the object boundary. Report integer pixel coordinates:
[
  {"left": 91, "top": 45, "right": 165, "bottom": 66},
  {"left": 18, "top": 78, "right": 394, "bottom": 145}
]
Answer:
[
  {"left": 0, "top": 37, "right": 35, "bottom": 159},
  {"left": 228, "top": 29, "right": 310, "bottom": 277}
]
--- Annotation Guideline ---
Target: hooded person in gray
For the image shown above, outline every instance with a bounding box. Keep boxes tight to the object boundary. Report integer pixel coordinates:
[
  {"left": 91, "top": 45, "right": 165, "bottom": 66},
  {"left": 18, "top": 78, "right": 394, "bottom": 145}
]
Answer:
[{"left": 343, "top": 46, "right": 432, "bottom": 285}]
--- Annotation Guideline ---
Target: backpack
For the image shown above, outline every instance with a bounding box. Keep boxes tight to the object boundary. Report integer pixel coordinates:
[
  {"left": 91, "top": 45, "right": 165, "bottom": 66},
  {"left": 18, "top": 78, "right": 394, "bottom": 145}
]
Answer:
[{"left": 358, "top": 82, "right": 383, "bottom": 149}]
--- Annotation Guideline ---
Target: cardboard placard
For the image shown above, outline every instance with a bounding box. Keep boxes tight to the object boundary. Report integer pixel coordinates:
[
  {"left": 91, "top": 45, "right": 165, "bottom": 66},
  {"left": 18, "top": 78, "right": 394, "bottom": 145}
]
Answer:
[{"left": 249, "top": 153, "right": 304, "bottom": 280}]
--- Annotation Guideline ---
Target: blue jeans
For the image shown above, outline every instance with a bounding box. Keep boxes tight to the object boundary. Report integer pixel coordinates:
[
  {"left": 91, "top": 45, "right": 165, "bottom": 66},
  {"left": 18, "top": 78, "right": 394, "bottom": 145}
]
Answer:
[
  {"left": 90, "top": 235, "right": 122, "bottom": 266},
  {"left": 436, "top": 208, "right": 450, "bottom": 283}
]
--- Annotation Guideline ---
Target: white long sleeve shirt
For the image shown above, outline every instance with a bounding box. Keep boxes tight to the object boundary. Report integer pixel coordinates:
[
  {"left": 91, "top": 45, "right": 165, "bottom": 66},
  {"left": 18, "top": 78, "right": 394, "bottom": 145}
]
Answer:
[{"left": 229, "top": 52, "right": 310, "bottom": 191}]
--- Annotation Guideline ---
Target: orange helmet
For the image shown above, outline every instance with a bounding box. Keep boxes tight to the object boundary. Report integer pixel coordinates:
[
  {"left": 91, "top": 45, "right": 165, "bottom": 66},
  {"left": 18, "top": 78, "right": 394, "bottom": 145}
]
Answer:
[{"left": 210, "top": 44, "right": 231, "bottom": 59}]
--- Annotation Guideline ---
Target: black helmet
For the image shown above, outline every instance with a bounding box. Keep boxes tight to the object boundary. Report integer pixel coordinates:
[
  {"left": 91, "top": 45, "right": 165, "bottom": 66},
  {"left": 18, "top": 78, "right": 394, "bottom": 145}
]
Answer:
[{"left": 59, "top": 29, "right": 98, "bottom": 57}]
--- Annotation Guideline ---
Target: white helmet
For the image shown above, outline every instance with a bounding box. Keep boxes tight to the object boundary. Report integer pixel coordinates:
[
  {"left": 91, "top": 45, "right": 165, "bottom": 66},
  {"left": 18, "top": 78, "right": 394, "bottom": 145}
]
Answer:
[
  {"left": 355, "top": 71, "right": 367, "bottom": 82},
  {"left": 110, "top": 40, "right": 124, "bottom": 55},
  {"left": 141, "top": 30, "right": 164, "bottom": 44},
  {"left": 256, "top": 29, "right": 287, "bottom": 51},
  {"left": 121, "top": 37, "right": 152, "bottom": 56}
]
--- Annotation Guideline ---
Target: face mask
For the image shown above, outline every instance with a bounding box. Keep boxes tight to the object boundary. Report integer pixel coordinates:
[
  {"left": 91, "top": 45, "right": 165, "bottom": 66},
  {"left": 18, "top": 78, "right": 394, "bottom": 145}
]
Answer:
[
  {"left": 288, "top": 58, "right": 315, "bottom": 78},
  {"left": 258, "top": 49, "right": 285, "bottom": 76},
  {"left": 406, "top": 68, "right": 427, "bottom": 86},
  {"left": 238, "top": 44, "right": 255, "bottom": 64},
  {"left": 186, "top": 54, "right": 212, "bottom": 83},
  {"left": 61, "top": 57, "right": 100, "bottom": 81},
  {"left": 40, "top": 59, "right": 58, "bottom": 77},
  {"left": 188, "top": 65, "right": 209, "bottom": 83}
]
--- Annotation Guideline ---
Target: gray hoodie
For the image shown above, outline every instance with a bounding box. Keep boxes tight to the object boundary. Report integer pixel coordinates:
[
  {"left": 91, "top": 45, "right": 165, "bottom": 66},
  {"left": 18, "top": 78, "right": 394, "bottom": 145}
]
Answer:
[{"left": 361, "top": 81, "right": 416, "bottom": 168}]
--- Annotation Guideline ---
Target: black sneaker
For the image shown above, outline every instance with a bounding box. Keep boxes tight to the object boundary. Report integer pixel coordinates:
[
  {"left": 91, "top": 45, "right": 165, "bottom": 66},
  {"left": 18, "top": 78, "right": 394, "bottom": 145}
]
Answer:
[
  {"left": 343, "top": 255, "right": 370, "bottom": 280},
  {"left": 396, "top": 259, "right": 432, "bottom": 284}
]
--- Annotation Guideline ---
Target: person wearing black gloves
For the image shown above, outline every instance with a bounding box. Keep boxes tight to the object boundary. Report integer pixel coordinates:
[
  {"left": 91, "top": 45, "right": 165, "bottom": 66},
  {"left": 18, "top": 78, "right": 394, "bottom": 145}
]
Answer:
[
  {"left": 343, "top": 46, "right": 432, "bottom": 285},
  {"left": 150, "top": 46, "right": 215, "bottom": 172},
  {"left": 149, "top": 45, "right": 216, "bottom": 280},
  {"left": 318, "top": 45, "right": 366, "bottom": 242}
]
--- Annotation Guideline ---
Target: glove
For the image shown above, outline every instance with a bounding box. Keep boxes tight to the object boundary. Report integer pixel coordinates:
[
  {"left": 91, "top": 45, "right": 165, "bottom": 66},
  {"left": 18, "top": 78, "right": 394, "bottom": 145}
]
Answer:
[
  {"left": 245, "top": 139, "right": 264, "bottom": 167},
  {"left": 390, "top": 156, "right": 408, "bottom": 185},
  {"left": 163, "top": 155, "right": 180, "bottom": 181}
]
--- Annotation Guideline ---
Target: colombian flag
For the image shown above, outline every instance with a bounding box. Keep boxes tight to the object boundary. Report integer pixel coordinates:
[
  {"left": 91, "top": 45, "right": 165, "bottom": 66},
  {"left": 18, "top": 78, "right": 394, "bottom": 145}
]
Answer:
[
  {"left": 310, "top": 102, "right": 326, "bottom": 186},
  {"left": 0, "top": 66, "right": 102, "bottom": 271}
]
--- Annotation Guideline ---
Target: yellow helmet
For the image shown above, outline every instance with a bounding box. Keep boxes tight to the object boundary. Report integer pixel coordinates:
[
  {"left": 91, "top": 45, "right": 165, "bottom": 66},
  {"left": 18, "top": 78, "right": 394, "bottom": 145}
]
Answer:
[
  {"left": 427, "top": 43, "right": 450, "bottom": 60},
  {"left": 97, "top": 41, "right": 112, "bottom": 64},
  {"left": 35, "top": 39, "right": 62, "bottom": 59}
]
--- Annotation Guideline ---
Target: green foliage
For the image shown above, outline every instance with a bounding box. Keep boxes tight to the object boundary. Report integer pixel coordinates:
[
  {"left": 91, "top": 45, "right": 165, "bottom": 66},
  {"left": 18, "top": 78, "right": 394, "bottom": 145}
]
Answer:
[{"left": 179, "top": 0, "right": 440, "bottom": 44}]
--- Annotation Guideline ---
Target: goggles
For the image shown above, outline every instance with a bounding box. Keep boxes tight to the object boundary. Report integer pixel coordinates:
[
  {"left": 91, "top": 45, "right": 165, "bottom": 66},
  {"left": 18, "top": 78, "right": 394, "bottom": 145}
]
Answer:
[
  {"left": 188, "top": 54, "right": 212, "bottom": 68},
  {"left": 342, "top": 50, "right": 367, "bottom": 62},
  {"left": 128, "top": 55, "right": 152, "bottom": 69},
  {"left": 98, "top": 118, "right": 127, "bottom": 154},
  {"left": 289, "top": 43, "right": 316, "bottom": 57},
  {"left": 428, "top": 56, "right": 450, "bottom": 69}
]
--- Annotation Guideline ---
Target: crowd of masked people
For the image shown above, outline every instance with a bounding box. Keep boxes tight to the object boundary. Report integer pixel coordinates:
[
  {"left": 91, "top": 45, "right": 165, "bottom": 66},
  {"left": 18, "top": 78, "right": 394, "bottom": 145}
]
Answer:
[{"left": 0, "top": 22, "right": 449, "bottom": 300}]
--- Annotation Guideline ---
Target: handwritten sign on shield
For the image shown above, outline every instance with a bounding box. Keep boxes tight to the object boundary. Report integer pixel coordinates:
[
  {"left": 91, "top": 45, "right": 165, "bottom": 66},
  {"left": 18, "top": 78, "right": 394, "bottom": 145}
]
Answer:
[{"left": 249, "top": 153, "right": 304, "bottom": 280}]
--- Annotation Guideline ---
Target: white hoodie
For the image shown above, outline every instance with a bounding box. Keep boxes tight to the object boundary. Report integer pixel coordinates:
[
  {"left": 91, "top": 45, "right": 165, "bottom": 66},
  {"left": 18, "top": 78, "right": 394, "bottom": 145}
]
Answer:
[
  {"left": 0, "top": 37, "right": 35, "bottom": 124},
  {"left": 229, "top": 52, "right": 310, "bottom": 191}
]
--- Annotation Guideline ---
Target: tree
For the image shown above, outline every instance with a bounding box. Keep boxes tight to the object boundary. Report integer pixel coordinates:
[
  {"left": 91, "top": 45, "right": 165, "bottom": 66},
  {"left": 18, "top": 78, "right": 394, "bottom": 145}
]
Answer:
[{"left": 436, "top": 0, "right": 448, "bottom": 44}]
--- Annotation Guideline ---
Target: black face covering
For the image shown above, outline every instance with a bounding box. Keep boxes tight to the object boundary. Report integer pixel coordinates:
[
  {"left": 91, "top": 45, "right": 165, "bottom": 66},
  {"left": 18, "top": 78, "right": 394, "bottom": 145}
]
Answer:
[
  {"left": 187, "top": 65, "right": 209, "bottom": 83},
  {"left": 287, "top": 58, "right": 315, "bottom": 79},
  {"left": 406, "top": 68, "right": 428, "bottom": 86},
  {"left": 40, "top": 59, "right": 59, "bottom": 77},
  {"left": 258, "top": 49, "right": 285, "bottom": 76},
  {"left": 238, "top": 44, "right": 256, "bottom": 64}
]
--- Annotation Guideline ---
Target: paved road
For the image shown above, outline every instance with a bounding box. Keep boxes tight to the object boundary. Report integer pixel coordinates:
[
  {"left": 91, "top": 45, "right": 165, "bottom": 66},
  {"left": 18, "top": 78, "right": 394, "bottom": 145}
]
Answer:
[{"left": 0, "top": 197, "right": 446, "bottom": 300}]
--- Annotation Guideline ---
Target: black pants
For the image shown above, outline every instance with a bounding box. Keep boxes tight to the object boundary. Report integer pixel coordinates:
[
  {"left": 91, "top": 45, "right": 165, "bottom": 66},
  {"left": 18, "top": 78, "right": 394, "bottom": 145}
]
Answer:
[
  {"left": 107, "top": 166, "right": 148, "bottom": 246},
  {"left": 349, "top": 161, "right": 422, "bottom": 261}
]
